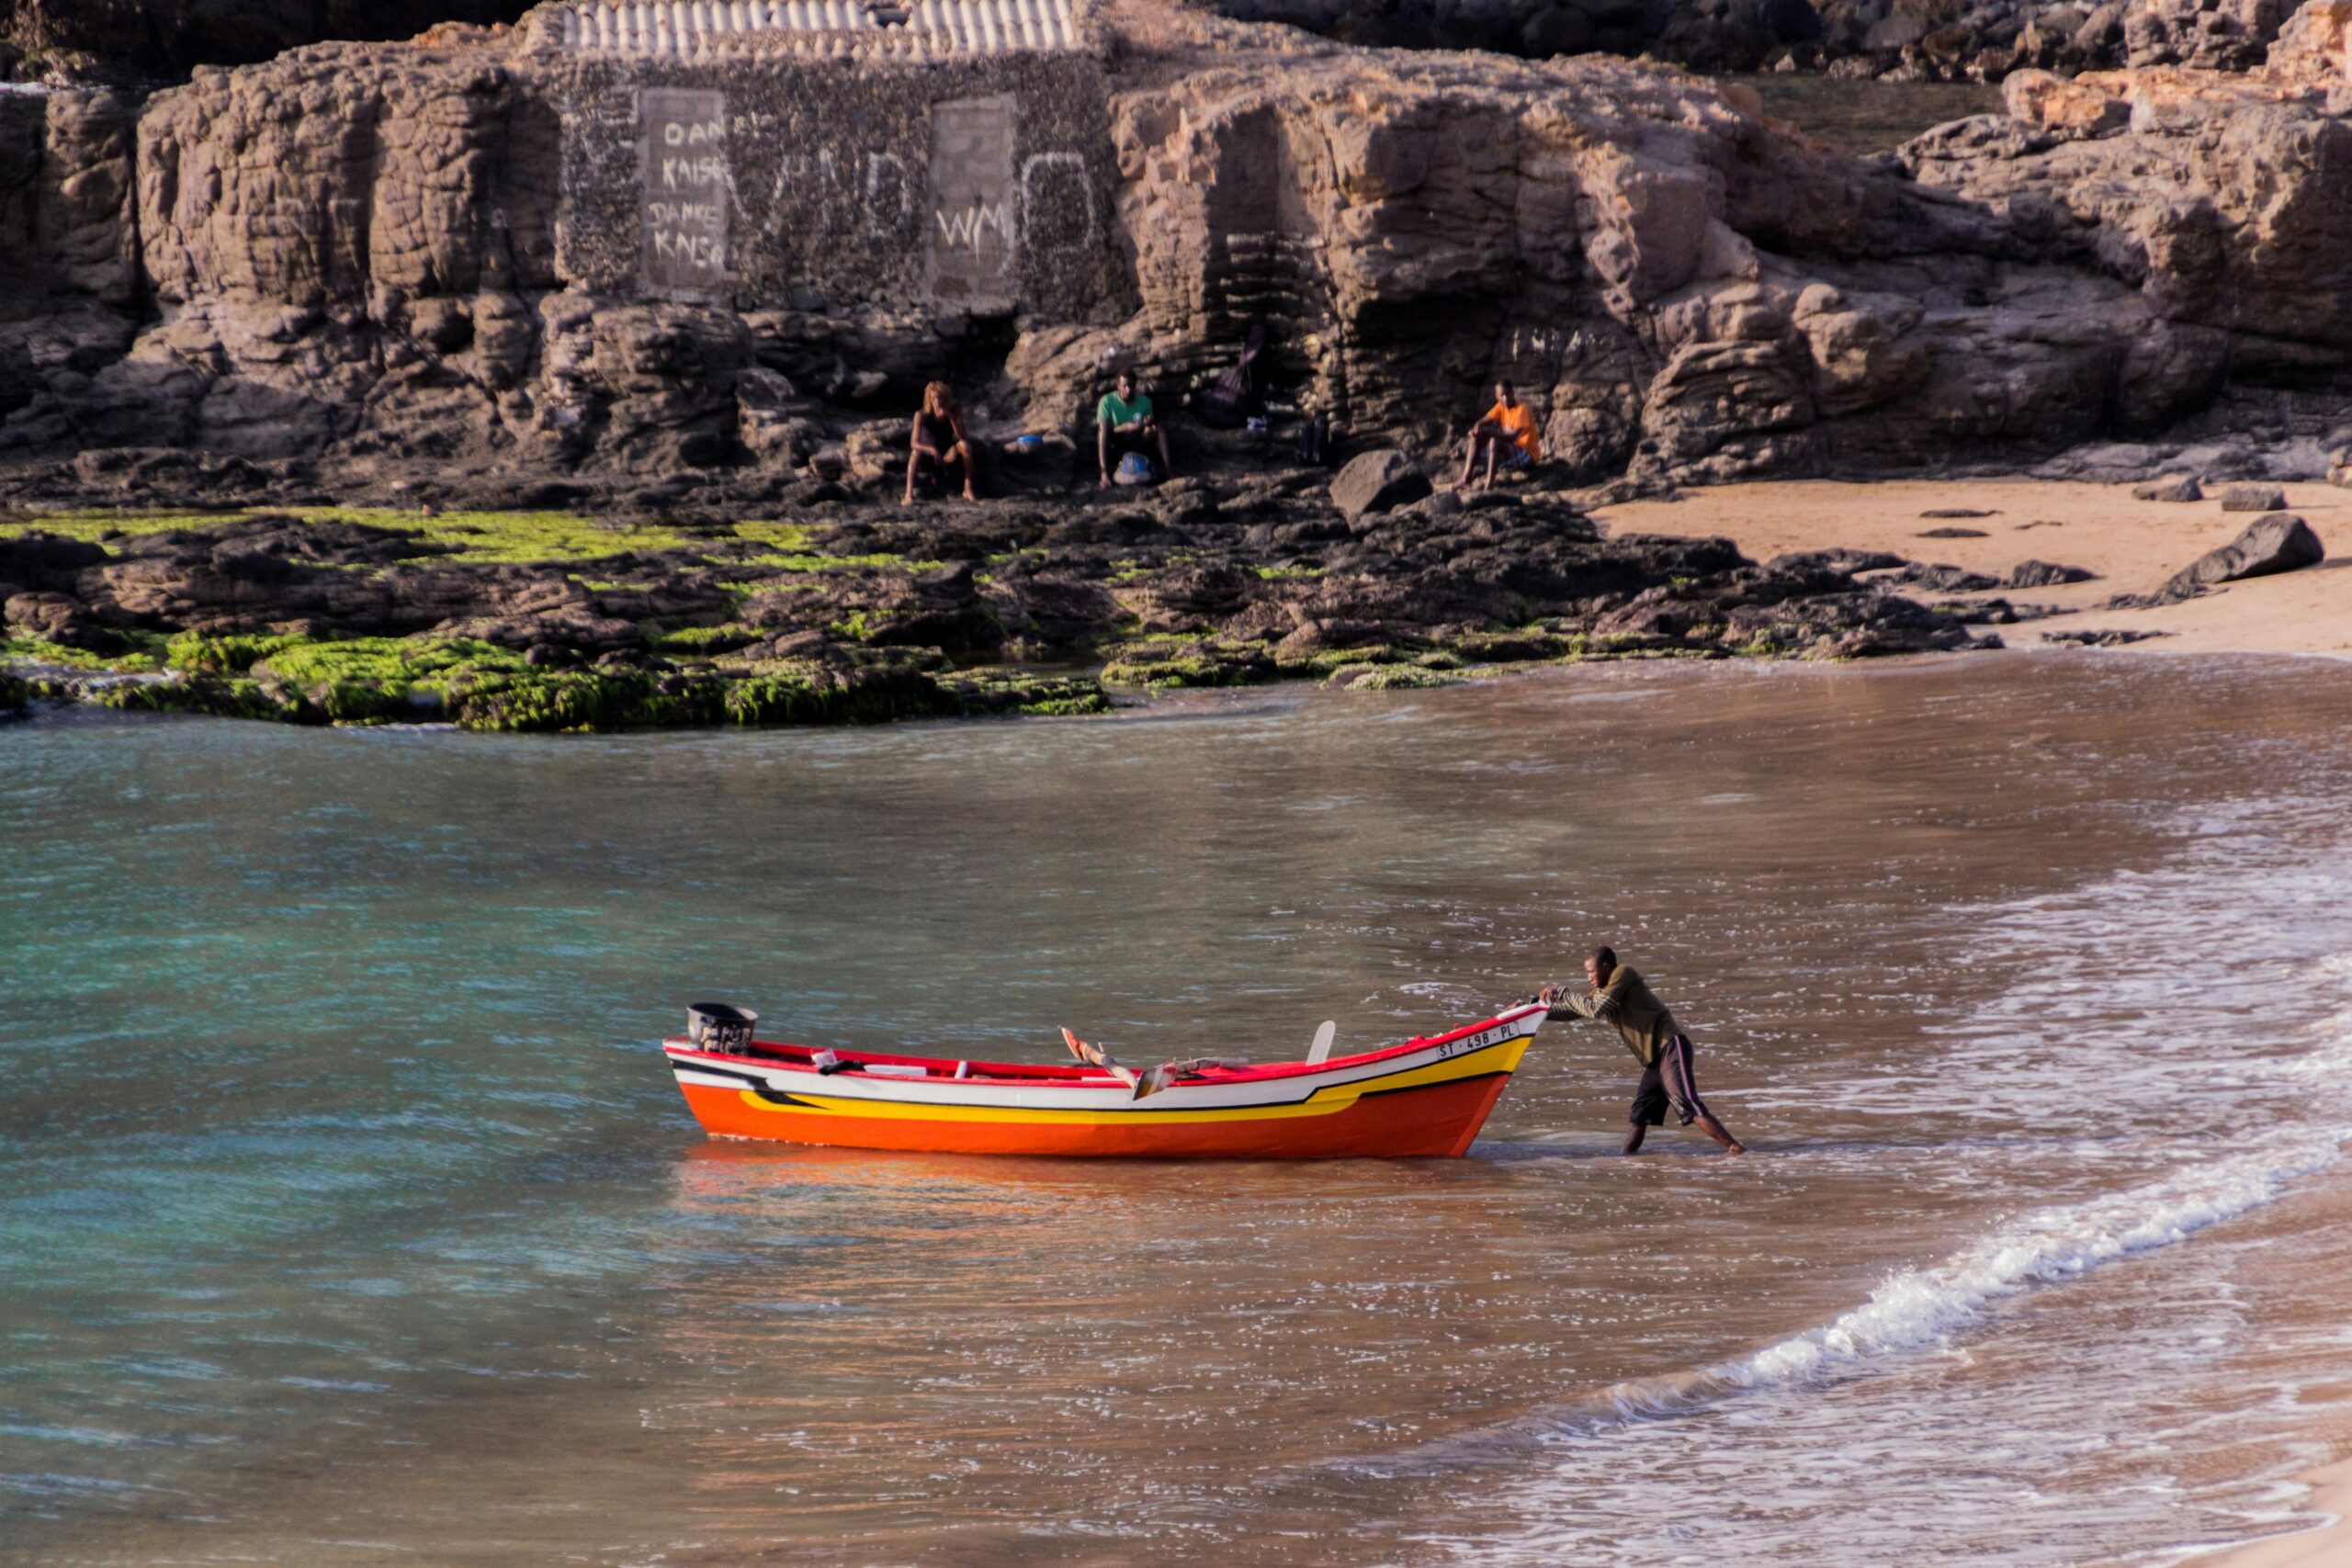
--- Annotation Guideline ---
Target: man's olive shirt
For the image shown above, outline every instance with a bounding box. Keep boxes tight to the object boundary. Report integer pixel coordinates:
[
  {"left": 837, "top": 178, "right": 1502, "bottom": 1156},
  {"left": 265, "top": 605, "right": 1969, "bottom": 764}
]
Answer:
[{"left": 1548, "top": 965, "right": 1679, "bottom": 1066}]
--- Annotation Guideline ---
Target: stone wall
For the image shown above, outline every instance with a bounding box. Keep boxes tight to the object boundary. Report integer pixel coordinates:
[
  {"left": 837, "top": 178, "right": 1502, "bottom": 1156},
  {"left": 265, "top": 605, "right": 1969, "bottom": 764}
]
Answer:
[{"left": 545, "top": 48, "right": 1127, "bottom": 323}]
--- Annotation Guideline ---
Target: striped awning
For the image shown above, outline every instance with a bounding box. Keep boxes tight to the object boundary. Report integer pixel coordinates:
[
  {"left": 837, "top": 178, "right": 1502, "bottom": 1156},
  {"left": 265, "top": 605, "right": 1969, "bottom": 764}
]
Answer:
[{"left": 541, "top": 0, "right": 1086, "bottom": 58}]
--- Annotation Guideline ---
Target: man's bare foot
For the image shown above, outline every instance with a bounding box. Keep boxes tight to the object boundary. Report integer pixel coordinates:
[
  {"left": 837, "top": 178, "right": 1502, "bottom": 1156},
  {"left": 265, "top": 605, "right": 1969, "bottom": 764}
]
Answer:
[{"left": 1724, "top": 1142, "right": 1748, "bottom": 1156}]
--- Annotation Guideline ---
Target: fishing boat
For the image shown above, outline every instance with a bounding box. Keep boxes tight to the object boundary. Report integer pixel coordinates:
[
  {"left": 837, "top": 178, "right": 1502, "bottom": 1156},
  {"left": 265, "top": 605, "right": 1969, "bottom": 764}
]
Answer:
[{"left": 661, "top": 1001, "right": 1547, "bottom": 1158}]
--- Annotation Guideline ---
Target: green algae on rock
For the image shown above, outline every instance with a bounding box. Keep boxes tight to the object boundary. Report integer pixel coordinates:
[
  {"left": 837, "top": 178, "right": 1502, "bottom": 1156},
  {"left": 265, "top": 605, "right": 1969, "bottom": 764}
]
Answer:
[
  {"left": 1324, "top": 663, "right": 1465, "bottom": 692},
  {"left": 1, "top": 481, "right": 1986, "bottom": 733},
  {"left": 1100, "top": 641, "right": 1280, "bottom": 690},
  {"left": 0, "top": 507, "right": 702, "bottom": 564},
  {"left": 8, "top": 626, "right": 1115, "bottom": 734}
]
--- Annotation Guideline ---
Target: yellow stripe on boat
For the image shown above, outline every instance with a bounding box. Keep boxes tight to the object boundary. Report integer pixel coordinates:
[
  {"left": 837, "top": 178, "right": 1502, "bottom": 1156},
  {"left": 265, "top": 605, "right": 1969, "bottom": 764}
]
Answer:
[
  {"left": 1347, "top": 1039, "right": 1531, "bottom": 1094},
  {"left": 732, "top": 1038, "right": 1530, "bottom": 1125}
]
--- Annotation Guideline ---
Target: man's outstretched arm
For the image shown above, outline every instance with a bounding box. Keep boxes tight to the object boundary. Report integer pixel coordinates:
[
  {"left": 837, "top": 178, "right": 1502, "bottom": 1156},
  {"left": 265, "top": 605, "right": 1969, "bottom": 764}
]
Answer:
[
  {"left": 1540, "top": 970, "right": 1630, "bottom": 1022},
  {"left": 1541, "top": 986, "right": 1595, "bottom": 1021}
]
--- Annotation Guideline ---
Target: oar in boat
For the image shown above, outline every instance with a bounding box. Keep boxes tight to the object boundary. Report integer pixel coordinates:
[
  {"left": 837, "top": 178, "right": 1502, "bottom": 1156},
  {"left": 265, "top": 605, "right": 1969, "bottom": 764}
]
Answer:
[
  {"left": 1062, "top": 1027, "right": 1142, "bottom": 1093},
  {"left": 1062, "top": 1028, "right": 1258, "bottom": 1101}
]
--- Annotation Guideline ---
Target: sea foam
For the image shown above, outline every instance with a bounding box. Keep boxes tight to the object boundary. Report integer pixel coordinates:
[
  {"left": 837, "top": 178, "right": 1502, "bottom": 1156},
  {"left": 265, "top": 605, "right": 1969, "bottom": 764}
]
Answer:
[{"left": 1723, "top": 1131, "right": 2346, "bottom": 1395}]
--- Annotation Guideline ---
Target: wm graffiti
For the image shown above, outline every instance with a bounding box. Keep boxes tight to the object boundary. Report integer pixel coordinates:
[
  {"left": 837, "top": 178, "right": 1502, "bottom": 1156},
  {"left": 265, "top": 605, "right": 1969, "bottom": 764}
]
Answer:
[{"left": 934, "top": 199, "right": 1013, "bottom": 253}]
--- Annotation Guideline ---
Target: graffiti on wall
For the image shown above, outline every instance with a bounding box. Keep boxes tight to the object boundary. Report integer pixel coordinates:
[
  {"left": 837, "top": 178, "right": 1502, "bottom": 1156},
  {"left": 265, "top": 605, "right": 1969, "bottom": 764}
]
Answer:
[
  {"left": 924, "top": 95, "right": 1018, "bottom": 310},
  {"left": 590, "top": 86, "right": 1103, "bottom": 310},
  {"left": 756, "top": 141, "right": 914, "bottom": 239},
  {"left": 934, "top": 198, "right": 1013, "bottom": 253},
  {"left": 639, "top": 87, "right": 729, "bottom": 296}
]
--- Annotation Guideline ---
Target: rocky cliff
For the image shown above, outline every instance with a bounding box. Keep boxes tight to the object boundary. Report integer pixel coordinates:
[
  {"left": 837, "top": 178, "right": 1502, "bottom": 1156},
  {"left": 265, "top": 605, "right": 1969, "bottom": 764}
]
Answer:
[
  {"left": 5, "top": 0, "right": 2352, "bottom": 513},
  {"left": 1, "top": 0, "right": 533, "bottom": 83},
  {"left": 1214, "top": 0, "right": 2312, "bottom": 81},
  {"left": 0, "top": 0, "right": 2312, "bottom": 87}
]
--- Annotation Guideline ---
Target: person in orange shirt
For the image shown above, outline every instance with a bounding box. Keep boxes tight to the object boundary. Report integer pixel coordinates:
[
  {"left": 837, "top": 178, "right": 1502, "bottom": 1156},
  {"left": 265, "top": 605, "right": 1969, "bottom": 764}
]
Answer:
[{"left": 1459, "top": 379, "right": 1543, "bottom": 490}]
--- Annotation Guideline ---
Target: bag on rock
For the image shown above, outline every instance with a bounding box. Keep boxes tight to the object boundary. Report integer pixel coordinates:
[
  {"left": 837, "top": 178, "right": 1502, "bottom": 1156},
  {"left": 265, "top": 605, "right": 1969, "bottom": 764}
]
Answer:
[{"left": 1114, "top": 451, "right": 1159, "bottom": 487}]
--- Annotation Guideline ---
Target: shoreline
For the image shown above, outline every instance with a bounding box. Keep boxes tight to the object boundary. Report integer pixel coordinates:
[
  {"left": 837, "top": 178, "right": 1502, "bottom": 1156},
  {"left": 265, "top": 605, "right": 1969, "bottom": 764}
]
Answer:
[{"left": 2190, "top": 1460, "right": 2352, "bottom": 1567}]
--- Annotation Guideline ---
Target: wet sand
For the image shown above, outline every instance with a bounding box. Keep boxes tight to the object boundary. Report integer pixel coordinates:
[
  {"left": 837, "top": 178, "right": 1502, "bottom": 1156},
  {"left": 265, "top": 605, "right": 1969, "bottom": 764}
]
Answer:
[
  {"left": 2198, "top": 1461, "right": 2352, "bottom": 1565},
  {"left": 1590, "top": 479, "right": 2352, "bottom": 659},
  {"left": 2177, "top": 1148, "right": 2352, "bottom": 1565}
]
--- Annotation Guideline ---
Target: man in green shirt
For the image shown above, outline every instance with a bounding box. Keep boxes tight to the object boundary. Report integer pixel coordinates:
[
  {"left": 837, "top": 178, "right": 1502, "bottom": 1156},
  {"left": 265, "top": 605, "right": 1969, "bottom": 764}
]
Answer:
[
  {"left": 1542, "top": 945, "right": 1747, "bottom": 1156},
  {"left": 1096, "top": 369, "right": 1175, "bottom": 487}
]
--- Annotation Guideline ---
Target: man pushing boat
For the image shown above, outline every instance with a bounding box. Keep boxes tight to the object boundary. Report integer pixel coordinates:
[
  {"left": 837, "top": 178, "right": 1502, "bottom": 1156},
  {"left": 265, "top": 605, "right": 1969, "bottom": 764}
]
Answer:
[{"left": 1541, "top": 946, "right": 1747, "bottom": 1156}]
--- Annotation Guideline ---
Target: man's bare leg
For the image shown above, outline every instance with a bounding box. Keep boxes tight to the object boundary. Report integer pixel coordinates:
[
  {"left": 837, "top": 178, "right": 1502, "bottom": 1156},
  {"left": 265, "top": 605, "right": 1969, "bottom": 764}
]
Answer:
[
  {"left": 1153, "top": 423, "right": 1175, "bottom": 479},
  {"left": 1623, "top": 1122, "right": 1647, "bottom": 1156},
  {"left": 1098, "top": 424, "right": 1113, "bottom": 487},
  {"left": 1484, "top": 436, "right": 1500, "bottom": 490},
  {"left": 1460, "top": 434, "right": 1479, "bottom": 488},
  {"left": 1693, "top": 1111, "right": 1747, "bottom": 1155}
]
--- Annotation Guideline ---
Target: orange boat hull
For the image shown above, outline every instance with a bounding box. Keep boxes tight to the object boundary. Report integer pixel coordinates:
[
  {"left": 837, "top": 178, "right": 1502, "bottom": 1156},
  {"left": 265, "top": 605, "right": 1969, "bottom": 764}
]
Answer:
[{"left": 677, "top": 1066, "right": 1516, "bottom": 1158}]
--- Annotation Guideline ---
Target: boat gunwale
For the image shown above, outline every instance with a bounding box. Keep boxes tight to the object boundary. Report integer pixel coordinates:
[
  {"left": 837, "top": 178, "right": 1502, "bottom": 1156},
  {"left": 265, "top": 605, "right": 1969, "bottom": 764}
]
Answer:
[{"left": 661, "top": 1001, "right": 1546, "bottom": 1090}]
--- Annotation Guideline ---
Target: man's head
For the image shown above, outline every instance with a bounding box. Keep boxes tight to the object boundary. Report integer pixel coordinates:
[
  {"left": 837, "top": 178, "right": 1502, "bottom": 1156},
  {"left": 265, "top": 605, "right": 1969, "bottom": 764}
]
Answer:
[
  {"left": 1584, "top": 944, "right": 1617, "bottom": 987},
  {"left": 1496, "top": 379, "right": 1516, "bottom": 406},
  {"left": 1115, "top": 369, "right": 1136, "bottom": 400}
]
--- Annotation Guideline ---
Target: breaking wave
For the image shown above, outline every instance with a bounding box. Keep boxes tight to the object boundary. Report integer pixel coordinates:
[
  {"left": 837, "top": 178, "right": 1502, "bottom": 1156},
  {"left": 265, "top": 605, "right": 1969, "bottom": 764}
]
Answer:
[{"left": 1727, "top": 1131, "right": 2338, "bottom": 1405}]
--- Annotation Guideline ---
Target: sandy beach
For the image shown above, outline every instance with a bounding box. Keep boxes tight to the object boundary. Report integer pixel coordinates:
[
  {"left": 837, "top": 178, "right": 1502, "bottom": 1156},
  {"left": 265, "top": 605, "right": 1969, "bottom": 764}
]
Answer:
[
  {"left": 2194, "top": 1460, "right": 2352, "bottom": 1566},
  {"left": 1590, "top": 479, "right": 2352, "bottom": 660}
]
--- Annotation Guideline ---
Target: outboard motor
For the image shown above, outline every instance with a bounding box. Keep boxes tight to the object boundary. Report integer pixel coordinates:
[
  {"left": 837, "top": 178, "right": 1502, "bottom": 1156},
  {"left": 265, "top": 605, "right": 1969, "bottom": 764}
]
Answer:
[{"left": 686, "top": 1001, "right": 759, "bottom": 1054}]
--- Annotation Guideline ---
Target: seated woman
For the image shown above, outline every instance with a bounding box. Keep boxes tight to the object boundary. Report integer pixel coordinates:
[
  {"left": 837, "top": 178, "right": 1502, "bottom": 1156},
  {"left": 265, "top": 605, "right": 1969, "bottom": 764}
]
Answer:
[
  {"left": 905, "top": 380, "right": 978, "bottom": 503},
  {"left": 1459, "top": 379, "right": 1544, "bottom": 491}
]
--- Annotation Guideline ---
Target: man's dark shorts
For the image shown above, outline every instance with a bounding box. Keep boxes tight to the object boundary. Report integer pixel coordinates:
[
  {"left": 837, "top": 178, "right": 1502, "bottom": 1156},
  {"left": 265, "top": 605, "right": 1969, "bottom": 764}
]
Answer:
[{"left": 1630, "top": 1033, "right": 1711, "bottom": 1128}]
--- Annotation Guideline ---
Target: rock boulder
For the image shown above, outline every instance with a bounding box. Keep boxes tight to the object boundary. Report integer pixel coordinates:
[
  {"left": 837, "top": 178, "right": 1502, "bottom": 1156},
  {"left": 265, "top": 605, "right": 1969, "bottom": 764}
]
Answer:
[
  {"left": 2156, "top": 514, "right": 2326, "bottom": 600},
  {"left": 4, "top": 589, "right": 123, "bottom": 651},
  {"left": 2133, "top": 474, "right": 2204, "bottom": 502},
  {"left": 1330, "top": 450, "right": 1433, "bottom": 522},
  {"left": 2219, "top": 483, "right": 2288, "bottom": 512},
  {"left": 2007, "top": 559, "right": 2097, "bottom": 587}
]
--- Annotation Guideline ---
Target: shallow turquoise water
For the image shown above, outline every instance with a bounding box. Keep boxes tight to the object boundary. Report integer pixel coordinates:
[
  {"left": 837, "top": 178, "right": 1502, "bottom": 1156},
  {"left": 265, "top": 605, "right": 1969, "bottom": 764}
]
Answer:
[{"left": 5, "top": 655, "right": 2351, "bottom": 1564}]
